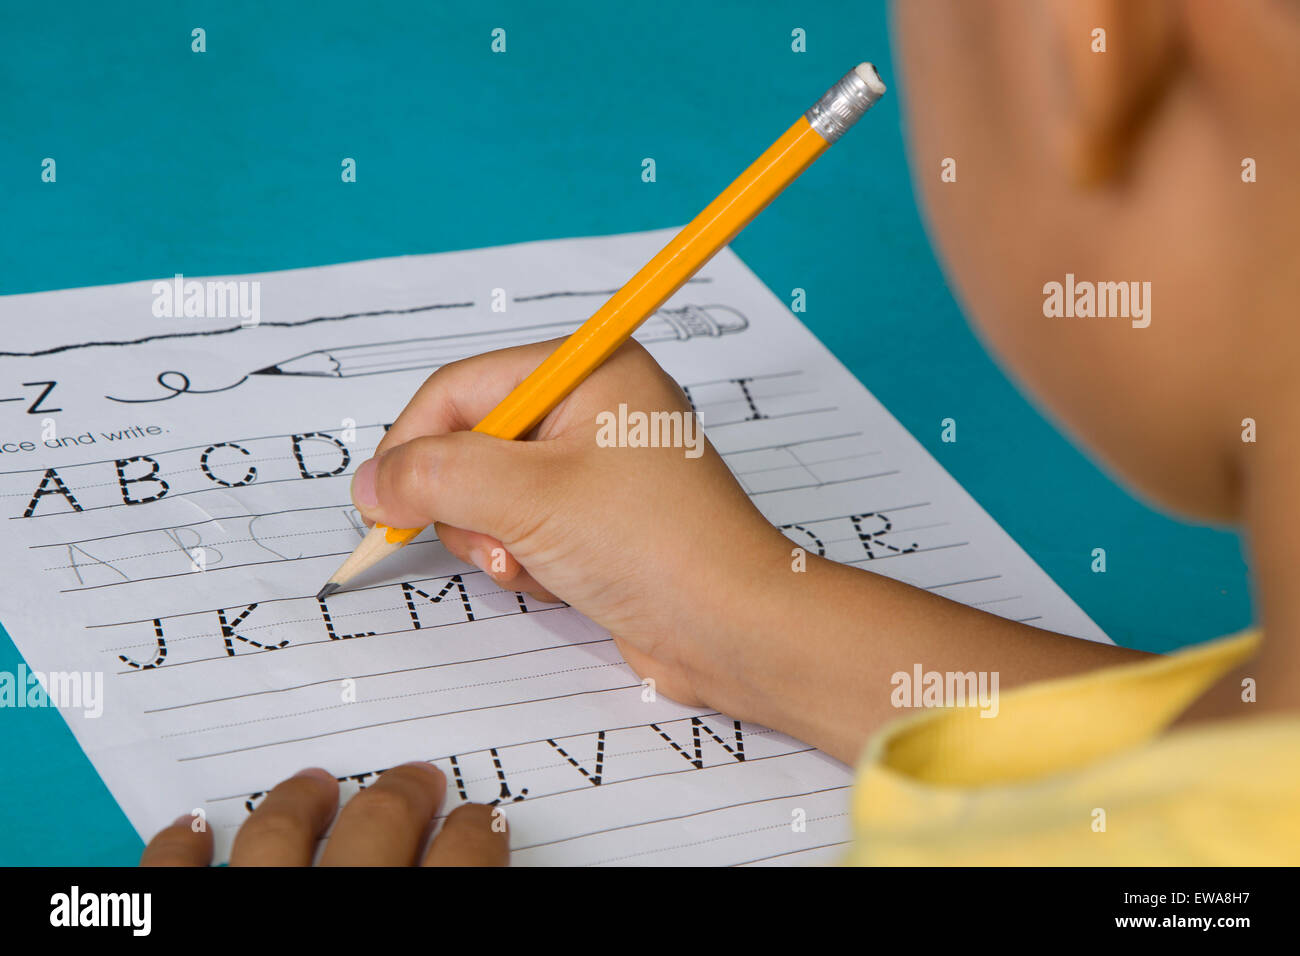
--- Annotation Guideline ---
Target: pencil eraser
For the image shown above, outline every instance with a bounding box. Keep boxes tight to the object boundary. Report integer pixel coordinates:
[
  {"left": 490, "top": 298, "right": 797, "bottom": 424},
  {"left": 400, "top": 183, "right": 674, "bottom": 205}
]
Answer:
[{"left": 854, "top": 63, "right": 887, "bottom": 97}]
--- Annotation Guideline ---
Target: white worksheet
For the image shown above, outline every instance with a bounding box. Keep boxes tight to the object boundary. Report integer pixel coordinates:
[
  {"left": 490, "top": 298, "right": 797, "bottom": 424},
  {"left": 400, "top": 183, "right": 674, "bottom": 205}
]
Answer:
[{"left": 0, "top": 229, "right": 1107, "bottom": 865}]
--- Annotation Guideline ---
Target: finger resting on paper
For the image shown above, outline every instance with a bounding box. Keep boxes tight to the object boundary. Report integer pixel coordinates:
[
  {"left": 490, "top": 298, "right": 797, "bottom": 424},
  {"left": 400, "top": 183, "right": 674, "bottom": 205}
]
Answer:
[
  {"left": 422, "top": 803, "right": 510, "bottom": 867},
  {"left": 318, "top": 762, "right": 446, "bottom": 866},
  {"left": 229, "top": 768, "right": 339, "bottom": 866},
  {"left": 140, "top": 813, "right": 215, "bottom": 867}
]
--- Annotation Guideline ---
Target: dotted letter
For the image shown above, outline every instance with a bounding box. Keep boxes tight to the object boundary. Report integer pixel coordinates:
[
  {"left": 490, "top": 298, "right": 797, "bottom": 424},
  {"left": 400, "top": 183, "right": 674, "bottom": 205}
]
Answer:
[{"left": 115, "top": 456, "right": 170, "bottom": 505}]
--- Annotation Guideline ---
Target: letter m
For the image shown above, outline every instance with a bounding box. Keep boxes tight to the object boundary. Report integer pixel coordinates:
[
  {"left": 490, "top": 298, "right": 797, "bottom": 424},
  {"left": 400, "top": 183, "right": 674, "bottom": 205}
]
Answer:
[{"left": 1098, "top": 281, "right": 1129, "bottom": 317}]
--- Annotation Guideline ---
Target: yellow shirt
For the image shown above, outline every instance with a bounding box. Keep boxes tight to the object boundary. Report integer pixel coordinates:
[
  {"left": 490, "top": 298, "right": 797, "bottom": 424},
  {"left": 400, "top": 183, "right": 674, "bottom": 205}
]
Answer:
[{"left": 847, "top": 631, "right": 1300, "bottom": 865}]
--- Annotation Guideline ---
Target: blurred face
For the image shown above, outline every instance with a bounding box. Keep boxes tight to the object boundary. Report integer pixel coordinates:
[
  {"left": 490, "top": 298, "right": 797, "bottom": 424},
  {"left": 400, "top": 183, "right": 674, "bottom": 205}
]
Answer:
[{"left": 889, "top": 0, "right": 1300, "bottom": 522}]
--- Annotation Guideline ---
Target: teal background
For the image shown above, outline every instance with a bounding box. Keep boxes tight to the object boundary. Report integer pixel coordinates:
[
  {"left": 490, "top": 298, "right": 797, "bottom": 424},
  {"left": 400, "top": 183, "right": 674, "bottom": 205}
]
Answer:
[{"left": 0, "top": 1, "right": 1251, "bottom": 864}]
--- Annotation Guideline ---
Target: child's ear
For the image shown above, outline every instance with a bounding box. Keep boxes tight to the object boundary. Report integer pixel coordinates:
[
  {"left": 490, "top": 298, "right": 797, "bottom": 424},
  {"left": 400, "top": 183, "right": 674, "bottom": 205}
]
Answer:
[{"left": 1046, "top": 0, "right": 1182, "bottom": 186}]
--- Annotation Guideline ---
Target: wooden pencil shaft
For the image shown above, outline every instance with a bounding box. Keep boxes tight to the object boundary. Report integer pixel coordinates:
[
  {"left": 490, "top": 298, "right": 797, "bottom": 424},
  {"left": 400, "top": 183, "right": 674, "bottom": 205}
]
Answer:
[
  {"left": 473, "top": 119, "right": 829, "bottom": 442},
  {"left": 322, "top": 63, "right": 886, "bottom": 586}
]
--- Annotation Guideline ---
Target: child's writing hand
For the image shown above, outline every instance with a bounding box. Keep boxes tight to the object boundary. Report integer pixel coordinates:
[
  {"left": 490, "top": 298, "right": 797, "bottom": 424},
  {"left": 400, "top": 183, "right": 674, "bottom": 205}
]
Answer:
[
  {"left": 350, "top": 340, "right": 795, "bottom": 718},
  {"left": 349, "top": 339, "right": 1147, "bottom": 765},
  {"left": 141, "top": 763, "right": 507, "bottom": 865}
]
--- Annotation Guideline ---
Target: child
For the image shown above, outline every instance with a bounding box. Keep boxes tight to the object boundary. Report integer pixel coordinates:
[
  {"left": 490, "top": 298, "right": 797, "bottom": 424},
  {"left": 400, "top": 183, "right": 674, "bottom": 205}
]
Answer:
[{"left": 143, "top": 0, "right": 1299, "bottom": 865}]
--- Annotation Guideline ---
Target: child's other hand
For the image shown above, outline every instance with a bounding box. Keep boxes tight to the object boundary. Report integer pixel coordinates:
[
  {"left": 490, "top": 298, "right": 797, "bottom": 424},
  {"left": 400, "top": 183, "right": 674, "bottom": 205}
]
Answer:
[
  {"left": 351, "top": 340, "right": 793, "bottom": 716},
  {"left": 140, "top": 763, "right": 507, "bottom": 866}
]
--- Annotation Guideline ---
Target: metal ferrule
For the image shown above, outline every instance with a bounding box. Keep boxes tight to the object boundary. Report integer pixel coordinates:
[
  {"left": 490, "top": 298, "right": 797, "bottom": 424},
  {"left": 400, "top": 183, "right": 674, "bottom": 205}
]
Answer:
[{"left": 804, "top": 66, "right": 885, "bottom": 144}]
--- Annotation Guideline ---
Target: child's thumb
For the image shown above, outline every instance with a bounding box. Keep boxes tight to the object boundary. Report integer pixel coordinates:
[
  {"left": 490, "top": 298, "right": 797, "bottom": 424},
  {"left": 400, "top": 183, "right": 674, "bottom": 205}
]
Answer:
[{"left": 351, "top": 431, "right": 557, "bottom": 542}]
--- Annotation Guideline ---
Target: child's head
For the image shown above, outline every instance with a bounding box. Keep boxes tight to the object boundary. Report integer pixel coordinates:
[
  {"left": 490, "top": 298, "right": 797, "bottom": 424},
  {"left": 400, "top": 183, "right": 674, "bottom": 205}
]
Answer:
[{"left": 891, "top": 0, "right": 1299, "bottom": 522}]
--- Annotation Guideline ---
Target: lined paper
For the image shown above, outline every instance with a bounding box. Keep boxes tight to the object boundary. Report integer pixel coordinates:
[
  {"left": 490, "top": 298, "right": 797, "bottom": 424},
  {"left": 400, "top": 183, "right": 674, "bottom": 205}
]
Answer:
[{"left": 0, "top": 229, "right": 1106, "bottom": 864}]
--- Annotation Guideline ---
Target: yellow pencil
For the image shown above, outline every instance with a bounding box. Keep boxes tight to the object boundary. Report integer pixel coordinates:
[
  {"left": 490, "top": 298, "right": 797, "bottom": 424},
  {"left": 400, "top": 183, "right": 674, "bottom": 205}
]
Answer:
[{"left": 317, "top": 63, "right": 886, "bottom": 599}]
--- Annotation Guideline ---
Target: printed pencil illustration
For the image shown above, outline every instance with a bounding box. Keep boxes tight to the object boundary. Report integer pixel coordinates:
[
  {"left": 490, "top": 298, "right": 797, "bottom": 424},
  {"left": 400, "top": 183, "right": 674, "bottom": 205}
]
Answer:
[{"left": 252, "top": 305, "right": 749, "bottom": 379}]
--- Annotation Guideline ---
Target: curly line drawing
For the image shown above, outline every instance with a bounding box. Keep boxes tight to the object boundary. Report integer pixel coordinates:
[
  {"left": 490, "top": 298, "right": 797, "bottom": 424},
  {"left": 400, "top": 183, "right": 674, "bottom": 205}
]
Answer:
[{"left": 105, "top": 371, "right": 249, "bottom": 404}]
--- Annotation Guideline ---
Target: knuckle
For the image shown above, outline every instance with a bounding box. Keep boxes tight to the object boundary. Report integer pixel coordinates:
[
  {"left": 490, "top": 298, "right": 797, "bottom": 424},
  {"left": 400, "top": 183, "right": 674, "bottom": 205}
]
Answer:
[
  {"left": 383, "top": 440, "right": 438, "bottom": 507},
  {"left": 625, "top": 338, "right": 668, "bottom": 379},
  {"left": 385, "top": 761, "right": 444, "bottom": 789},
  {"left": 277, "top": 772, "right": 331, "bottom": 802},
  {"left": 426, "top": 356, "right": 470, "bottom": 390},
  {"left": 606, "top": 341, "right": 687, "bottom": 407},
  {"left": 241, "top": 808, "right": 311, "bottom": 844},
  {"left": 440, "top": 430, "right": 478, "bottom": 471},
  {"left": 351, "top": 781, "right": 424, "bottom": 823},
  {"left": 619, "top": 337, "right": 652, "bottom": 362}
]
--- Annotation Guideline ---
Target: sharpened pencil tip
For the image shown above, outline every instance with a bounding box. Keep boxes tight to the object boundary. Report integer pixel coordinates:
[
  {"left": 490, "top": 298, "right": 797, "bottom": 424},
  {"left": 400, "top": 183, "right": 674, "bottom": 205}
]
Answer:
[
  {"left": 252, "top": 365, "right": 282, "bottom": 375},
  {"left": 316, "top": 582, "right": 341, "bottom": 601}
]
